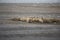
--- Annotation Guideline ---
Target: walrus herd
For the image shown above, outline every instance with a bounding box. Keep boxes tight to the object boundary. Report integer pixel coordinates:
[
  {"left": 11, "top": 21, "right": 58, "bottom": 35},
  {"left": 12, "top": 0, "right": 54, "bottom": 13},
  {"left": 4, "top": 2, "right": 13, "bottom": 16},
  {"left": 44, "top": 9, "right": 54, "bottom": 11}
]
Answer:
[{"left": 11, "top": 17, "right": 60, "bottom": 24}]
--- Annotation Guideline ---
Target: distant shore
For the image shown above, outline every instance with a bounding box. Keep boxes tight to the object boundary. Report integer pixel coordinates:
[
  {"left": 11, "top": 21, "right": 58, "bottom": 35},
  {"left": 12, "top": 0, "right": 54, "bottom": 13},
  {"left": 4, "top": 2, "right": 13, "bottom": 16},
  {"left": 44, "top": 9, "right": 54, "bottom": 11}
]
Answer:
[
  {"left": 0, "top": 3, "right": 60, "bottom": 13},
  {"left": 0, "top": 3, "right": 60, "bottom": 7}
]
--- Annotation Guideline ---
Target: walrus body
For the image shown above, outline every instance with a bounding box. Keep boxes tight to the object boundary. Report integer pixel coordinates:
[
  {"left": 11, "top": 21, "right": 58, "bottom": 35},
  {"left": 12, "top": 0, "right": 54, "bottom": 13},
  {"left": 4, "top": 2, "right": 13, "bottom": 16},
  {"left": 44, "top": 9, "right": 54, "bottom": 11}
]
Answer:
[
  {"left": 20, "top": 17, "right": 43, "bottom": 23},
  {"left": 20, "top": 17, "right": 33, "bottom": 23}
]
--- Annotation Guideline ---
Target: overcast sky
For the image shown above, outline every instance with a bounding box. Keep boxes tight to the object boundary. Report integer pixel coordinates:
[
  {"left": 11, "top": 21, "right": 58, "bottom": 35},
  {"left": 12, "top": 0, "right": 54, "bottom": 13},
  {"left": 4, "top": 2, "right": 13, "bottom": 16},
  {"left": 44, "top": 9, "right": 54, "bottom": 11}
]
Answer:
[{"left": 0, "top": 0, "right": 60, "bottom": 3}]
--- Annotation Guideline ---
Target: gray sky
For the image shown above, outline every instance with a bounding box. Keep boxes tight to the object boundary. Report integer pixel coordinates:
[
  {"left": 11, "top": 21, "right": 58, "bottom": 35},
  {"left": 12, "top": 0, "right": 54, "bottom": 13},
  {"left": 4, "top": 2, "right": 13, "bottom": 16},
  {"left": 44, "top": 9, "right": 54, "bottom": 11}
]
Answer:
[{"left": 0, "top": 0, "right": 60, "bottom": 3}]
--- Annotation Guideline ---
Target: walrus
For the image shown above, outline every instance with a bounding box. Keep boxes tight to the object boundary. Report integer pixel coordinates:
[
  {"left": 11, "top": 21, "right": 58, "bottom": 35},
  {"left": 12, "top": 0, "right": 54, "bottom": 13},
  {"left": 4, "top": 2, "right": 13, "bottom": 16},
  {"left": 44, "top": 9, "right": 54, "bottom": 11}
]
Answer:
[
  {"left": 11, "top": 17, "right": 60, "bottom": 24},
  {"left": 20, "top": 17, "right": 33, "bottom": 23},
  {"left": 11, "top": 18, "right": 21, "bottom": 21}
]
